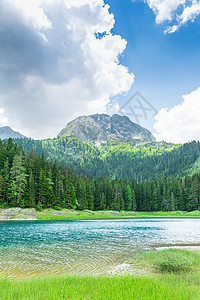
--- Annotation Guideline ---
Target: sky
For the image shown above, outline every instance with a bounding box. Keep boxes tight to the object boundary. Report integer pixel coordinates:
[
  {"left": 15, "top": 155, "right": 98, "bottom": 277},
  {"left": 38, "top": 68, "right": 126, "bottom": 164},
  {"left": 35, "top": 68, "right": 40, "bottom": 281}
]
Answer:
[{"left": 0, "top": 0, "right": 200, "bottom": 142}]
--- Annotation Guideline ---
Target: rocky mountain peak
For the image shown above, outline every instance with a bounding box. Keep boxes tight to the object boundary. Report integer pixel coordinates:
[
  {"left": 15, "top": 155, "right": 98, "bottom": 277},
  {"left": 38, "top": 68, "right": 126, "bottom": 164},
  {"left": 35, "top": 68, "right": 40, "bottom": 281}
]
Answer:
[
  {"left": 0, "top": 126, "right": 27, "bottom": 140},
  {"left": 58, "top": 114, "right": 155, "bottom": 145}
]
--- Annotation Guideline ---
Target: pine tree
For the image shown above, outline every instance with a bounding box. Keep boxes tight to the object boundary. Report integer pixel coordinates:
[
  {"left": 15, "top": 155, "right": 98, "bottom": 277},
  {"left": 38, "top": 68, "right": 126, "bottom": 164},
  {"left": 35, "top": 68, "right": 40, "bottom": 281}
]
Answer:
[
  {"left": 86, "top": 178, "right": 94, "bottom": 210},
  {"left": 169, "top": 192, "right": 175, "bottom": 211},
  {"left": 76, "top": 177, "right": 87, "bottom": 210},
  {"left": 2, "top": 159, "right": 10, "bottom": 205},
  {"left": 162, "top": 186, "right": 170, "bottom": 211},
  {"left": 132, "top": 188, "right": 137, "bottom": 211},
  {"left": 111, "top": 183, "right": 121, "bottom": 211},
  {"left": 191, "top": 175, "right": 199, "bottom": 210},
  {"left": 0, "top": 141, "right": 7, "bottom": 169},
  {"left": 0, "top": 175, "right": 5, "bottom": 205},
  {"left": 125, "top": 185, "right": 132, "bottom": 211},
  {"left": 28, "top": 171, "right": 36, "bottom": 207},
  {"left": 9, "top": 155, "right": 27, "bottom": 206},
  {"left": 66, "top": 169, "right": 77, "bottom": 208},
  {"left": 187, "top": 187, "right": 199, "bottom": 211}
]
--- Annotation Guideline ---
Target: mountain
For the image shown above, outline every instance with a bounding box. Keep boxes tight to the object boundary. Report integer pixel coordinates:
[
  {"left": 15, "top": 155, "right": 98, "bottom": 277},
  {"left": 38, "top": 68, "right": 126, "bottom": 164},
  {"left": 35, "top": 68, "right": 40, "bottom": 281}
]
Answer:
[
  {"left": 58, "top": 114, "right": 156, "bottom": 145},
  {"left": 9, "top": 113, "right": 200, "bottom": 181},
  {"left": 0, "top": 126, "right": 26, "bottom": 140}
]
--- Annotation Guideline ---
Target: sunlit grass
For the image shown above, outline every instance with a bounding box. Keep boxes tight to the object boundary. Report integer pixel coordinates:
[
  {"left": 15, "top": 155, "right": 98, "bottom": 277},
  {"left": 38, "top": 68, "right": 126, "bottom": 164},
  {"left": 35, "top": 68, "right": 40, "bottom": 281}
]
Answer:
[
  {"left": 1, "top": 274, "right": 199, "bottom": 300},
  {"left": 132, "top": 249, "right": 200, "bottom": 273},
  {"left": 36, "top": 209, "right": 200, "bottom": 220},
  {"left": 1, "top": 250, "right": 200, "bottom": 299}
]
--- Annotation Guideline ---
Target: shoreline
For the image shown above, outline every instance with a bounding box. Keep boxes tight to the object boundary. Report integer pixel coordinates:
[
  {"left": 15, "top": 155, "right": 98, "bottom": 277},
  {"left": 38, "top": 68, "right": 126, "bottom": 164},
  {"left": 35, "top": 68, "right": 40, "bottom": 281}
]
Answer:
[
  {"left": 1, "top": 217, "right": 200, "bottom": 221},
  {"left": 1, "top": 208, "right": 200, "bottom": 221},
  {"left": 1, "top": 247, "right": 200, "bottom": 279},
  {"left": 156, "top": 245, "right": 200, "bottom": 251}
]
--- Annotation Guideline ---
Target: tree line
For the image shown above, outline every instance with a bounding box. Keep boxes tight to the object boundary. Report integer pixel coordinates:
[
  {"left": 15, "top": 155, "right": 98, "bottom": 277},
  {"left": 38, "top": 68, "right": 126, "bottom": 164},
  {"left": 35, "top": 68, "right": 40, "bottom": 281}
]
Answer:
[
  {"left": 15, "top": 137, "right": 200, "bottom": 181},
  {"left": 0, "top": 139, "right": 199, "bottom": 212}
]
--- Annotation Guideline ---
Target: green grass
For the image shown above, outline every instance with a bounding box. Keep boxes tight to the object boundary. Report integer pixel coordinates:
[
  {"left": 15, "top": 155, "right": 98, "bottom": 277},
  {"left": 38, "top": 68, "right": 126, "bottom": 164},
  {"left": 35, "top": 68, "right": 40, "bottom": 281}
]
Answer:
[
  {"left": 1, "top": 207, "right": 200, "bottom": 220},
  {"left": 36, "top": 209, "right": 200, "bottom": 220},
  {"left": 132, "top": 249, "right": 200, "bottom": 273},
  {"left": 1, "top": 249, "right": 200, "bottom": 299},
  {"left": 0, "top": 273, "right": 199, "bottom": 300}
]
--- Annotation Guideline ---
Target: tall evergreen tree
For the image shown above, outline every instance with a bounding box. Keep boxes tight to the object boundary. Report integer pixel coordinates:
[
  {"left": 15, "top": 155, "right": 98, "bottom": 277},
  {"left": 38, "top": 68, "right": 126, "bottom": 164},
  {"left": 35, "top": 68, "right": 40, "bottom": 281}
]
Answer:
[
  {"left": 9, "top": 155, "right": 27, "bottom": 206},
  {"left": 66, "top": 168, "right": 77, "bottom": 208},
  {"left": 125, "top": 185, "right": 132, "bottom": 211}
]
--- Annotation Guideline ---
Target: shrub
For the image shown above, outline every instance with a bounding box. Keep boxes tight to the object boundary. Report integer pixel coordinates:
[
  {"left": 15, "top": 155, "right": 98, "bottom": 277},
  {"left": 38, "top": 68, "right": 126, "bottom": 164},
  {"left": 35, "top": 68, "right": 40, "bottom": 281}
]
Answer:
[
  {"left": 53, "top": 206, "right": 63, "bottom": 211},
  {"left": 155, "top": 250, "right": 194, "bottom": 273},
  {"left": 36, "top": 201, "right": 42, "bottom": 211}
]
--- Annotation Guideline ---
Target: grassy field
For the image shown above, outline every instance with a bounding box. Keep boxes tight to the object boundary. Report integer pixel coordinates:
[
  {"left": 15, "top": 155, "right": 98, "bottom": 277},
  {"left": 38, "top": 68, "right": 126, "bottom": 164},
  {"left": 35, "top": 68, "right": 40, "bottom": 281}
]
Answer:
[
  {"left": 1, "top": 208, "right": 200, "bottom": 220},
  {"left": 36, "top": 209, "right": 200, "bottom": 220},
  {"left": 1, "top": 249, "right": 200, "bottom": 299},
  {"left": 1, "top": 274, "right": 199, "bottom": 300}
]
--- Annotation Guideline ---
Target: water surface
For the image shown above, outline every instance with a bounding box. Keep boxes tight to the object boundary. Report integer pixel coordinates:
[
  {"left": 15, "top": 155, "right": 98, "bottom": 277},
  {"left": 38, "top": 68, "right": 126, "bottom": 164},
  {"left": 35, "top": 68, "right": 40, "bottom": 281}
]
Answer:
[{"left": 0, "top": 219, "right": 200, "bottom": 277}]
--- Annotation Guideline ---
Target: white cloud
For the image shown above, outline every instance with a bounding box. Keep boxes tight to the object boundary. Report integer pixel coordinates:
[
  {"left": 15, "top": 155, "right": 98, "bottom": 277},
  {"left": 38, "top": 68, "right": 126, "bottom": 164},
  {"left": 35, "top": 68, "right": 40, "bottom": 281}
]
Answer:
[
  {"left": 178, "top": 2, "right": 200, "bottom": 24},
  {"left": 143, "top": 0, "right": 200, "bottom": 33},
  {"left": 0, "top": 0, "right": 134, "bottom": 139},
  {"left": 154, "top": 87, "right": 200, "bottom": 143},
  {"left": 13, "top": 0, "right": 52, "bottom": 29},
  {"left": 0, "top": 108, "right": 8, "bottom": 127},
  {"left": 146, "top": 0, "right": 184, "bottom": 23}
]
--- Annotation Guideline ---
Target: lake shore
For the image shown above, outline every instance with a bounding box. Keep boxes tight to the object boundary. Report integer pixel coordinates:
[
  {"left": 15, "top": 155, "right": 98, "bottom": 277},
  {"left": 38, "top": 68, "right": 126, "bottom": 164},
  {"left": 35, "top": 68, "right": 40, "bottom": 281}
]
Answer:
[
  {"left": 1, "top": 207, "right": 200, "bottom": 220},
  {"left": 1, "top": 215, "right": 200, "bottom": 299},
  {"left": 1, "top": 249, "right": 200, "bottom": 299}
]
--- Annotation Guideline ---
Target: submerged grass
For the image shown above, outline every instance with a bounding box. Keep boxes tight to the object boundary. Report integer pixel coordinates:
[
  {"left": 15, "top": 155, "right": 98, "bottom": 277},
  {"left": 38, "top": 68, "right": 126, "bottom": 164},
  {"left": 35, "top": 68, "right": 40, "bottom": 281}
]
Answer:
[{"left": 1, "top": 250, "right": 200, "bottom": 299}]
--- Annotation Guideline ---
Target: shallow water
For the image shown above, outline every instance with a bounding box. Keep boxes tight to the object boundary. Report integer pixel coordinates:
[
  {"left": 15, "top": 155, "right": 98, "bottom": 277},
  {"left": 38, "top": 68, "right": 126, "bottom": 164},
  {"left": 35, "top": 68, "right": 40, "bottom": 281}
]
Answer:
[{"left": 0, "top": 219, "right": 200, "bottom": 277}]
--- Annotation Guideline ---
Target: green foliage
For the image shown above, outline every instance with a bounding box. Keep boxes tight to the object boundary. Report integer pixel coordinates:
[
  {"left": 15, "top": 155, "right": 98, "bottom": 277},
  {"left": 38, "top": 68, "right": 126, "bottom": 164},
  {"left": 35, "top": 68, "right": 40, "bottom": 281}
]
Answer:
[
  {"left": 132, "top": 249, "right": 200, "bottom": 274},
  {"left": 125, "top": 185, "right": 132, "bottom": 211},
  {"left": 53, "top": 206, "right": 63, "bottom": 211},
  {"left": 0, "top": 138, "right": 200, "bottom": 213},
  {"left": 0, "top": 271, "right": 200, "bottom": 300},
  {"left": 9, "top": 154, "right": 27, "bottom": 206},
  {"left": 35, "top": 210, "right": 200, "bottom": 220},
  {"left": 14, "top": 137, "right": 200, "bottom": 181},
  {"left": 155, "top": 250, "right": 194, "bottom": 273}
]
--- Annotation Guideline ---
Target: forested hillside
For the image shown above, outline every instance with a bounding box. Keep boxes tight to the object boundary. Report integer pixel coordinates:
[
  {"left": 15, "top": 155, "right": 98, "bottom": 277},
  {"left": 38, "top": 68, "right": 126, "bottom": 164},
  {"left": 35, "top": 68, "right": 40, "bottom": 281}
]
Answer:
[
  {"left": 15, "top": 137, "right": 200, "bottom": 180},
  {"left": 0, "top": 139, "right": 199, "bottom": 212}
]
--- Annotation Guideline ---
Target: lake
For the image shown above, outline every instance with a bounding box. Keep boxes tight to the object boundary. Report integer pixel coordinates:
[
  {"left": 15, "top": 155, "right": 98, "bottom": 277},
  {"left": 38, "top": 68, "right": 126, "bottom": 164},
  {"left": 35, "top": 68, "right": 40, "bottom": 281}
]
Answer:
[{"left": 0, "top": 219, "right": 200, "bottom": 277}]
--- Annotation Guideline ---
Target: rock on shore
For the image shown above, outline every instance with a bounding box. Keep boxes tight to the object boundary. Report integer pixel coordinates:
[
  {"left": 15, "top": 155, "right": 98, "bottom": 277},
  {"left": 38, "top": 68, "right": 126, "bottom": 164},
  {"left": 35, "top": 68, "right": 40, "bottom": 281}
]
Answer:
[{"left": 0, "top": 208, "right": 37, "bottom": 220}]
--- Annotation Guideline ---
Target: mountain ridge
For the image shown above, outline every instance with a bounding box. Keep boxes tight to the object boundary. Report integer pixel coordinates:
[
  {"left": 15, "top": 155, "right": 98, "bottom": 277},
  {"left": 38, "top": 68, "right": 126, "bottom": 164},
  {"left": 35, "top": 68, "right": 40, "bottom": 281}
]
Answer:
[
  {"left": 58, "top": 114, "right": 155, "bottom": 145},
  {"left": 0, "top": 126, "right": 27, "bottom": 140},
  {"left": 3, "top": 114, "right": 200, "bottom": 181}
]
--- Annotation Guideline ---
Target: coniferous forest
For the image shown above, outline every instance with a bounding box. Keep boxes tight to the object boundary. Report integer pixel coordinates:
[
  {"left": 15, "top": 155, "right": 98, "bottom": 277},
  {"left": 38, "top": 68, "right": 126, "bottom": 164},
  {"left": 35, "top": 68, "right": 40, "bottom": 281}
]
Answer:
[
  {"left": 15, "top": 137, "right": 200, "bottom": 180},
  {"left": 0, "top": 138, "right": 199, "bottom": 212}
]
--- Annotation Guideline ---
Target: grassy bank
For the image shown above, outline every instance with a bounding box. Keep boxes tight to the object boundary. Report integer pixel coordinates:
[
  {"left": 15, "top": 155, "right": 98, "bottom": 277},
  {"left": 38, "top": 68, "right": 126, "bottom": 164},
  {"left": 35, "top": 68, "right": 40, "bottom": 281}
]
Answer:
[
  {"left": 1, "top": 249, "right": 200, "bottom": 299},
  {"left": 1, "top": 208, "right": 200, "bottom": 220},
  {"left": 1, "top": 274, "right": 199, "bottom": 300},
  {"left": 36, "top": 209, "right": 200, "bottom": 220}
]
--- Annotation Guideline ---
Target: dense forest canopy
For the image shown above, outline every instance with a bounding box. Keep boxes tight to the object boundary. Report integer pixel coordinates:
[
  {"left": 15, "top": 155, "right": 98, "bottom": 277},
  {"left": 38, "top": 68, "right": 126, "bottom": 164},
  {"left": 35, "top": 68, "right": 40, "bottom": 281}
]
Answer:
[
  {"left": 0, "top": 139, "right": 199, "bottom": 212},
  {"left": 15, "top": 138, "right": 200, "bottom": 180}
]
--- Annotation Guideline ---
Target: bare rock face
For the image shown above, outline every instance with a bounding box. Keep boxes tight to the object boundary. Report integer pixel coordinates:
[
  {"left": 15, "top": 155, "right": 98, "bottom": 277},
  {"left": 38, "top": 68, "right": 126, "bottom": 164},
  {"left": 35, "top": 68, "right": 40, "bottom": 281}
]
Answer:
[
  {"left": 0, "top": 126, "right": 27, "bottom": 140},
  {"left": 58, "top": 114, "right": 155, "bottom": 145},
  {"left": 0, "top": 208, "right": 37, "bottom": 220}
]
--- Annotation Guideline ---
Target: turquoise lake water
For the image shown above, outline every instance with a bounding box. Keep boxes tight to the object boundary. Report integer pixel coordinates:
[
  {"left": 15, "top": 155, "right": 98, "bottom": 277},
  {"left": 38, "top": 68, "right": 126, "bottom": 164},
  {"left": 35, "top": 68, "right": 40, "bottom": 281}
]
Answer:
[{"left": 0, "top": 219, "right": 200, "bottom": 277}]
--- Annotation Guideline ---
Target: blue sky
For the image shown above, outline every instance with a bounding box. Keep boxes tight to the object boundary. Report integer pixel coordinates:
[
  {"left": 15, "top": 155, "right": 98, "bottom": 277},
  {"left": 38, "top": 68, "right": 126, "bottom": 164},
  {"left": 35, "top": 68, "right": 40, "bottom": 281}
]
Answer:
[
  {"left": 106, "top": 0, "right": 200, "bottom": 133},
  {"left": 0, "top": 0, "right": 200, "bottom": 142}
]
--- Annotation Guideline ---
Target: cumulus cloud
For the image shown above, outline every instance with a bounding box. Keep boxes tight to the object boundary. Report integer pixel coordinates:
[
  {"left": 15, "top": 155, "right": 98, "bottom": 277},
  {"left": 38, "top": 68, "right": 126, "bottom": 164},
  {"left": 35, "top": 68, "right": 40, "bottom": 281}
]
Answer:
[
  {"left": 0, "top": 0, "right": 134, "bottom": 139},
  {"left": 154, "top": 87, "right": 200, "bottom": 143},
  {"left": 142, "top": 0, "right": 200, "bottom": 33}
]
